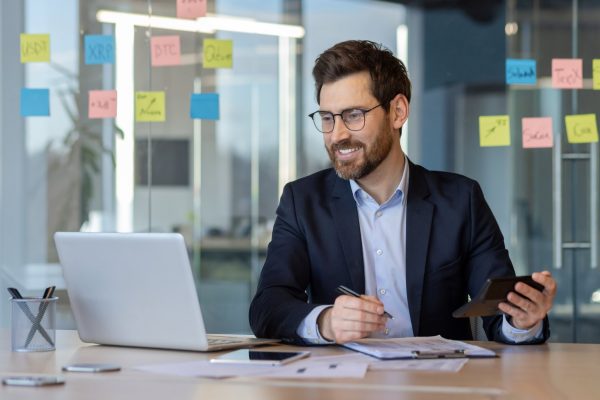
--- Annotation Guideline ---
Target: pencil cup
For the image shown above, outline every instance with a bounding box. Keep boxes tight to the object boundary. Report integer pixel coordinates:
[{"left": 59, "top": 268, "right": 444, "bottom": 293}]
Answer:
[{"left": 10, "top": 297, "right": 57, "bottom": 352}]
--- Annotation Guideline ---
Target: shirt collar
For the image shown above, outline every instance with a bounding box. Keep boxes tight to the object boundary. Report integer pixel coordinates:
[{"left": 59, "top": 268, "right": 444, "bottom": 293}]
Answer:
[{"left": 349, "top": 155, "right": 410, "bottom": 207}]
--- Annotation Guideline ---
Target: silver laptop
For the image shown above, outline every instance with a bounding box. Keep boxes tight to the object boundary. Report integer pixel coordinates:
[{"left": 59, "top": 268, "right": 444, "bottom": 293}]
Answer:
[{"left": 54, "top": 232, "right": 278, "bottom": 351}]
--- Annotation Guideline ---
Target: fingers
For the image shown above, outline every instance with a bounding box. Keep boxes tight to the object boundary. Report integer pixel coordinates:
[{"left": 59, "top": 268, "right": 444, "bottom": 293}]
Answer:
[
  {"left": 327, "top": 295, "right": 387, "bottom": 343},
  {"left": 532, "top": 271, "right": 557, "bottom": 296}
]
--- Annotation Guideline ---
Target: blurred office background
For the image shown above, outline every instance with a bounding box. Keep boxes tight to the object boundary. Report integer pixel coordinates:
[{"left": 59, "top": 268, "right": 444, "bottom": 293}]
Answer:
[{"left": 1, "top": 0, "right": 599, "bottom": 343}]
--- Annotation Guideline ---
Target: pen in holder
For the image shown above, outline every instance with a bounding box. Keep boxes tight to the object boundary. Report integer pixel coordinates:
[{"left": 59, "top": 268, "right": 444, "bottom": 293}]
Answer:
[{"left": 10, "top": 296, "right": 58, "bottom": 352}]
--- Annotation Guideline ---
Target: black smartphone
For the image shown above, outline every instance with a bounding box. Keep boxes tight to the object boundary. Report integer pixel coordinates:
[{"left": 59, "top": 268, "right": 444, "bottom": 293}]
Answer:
[{"left": 453, "top": 275, "right": 545, "bottom": 318}]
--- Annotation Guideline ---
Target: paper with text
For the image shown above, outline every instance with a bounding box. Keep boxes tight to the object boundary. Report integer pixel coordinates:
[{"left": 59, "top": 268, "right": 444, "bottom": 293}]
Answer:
[
  {"left": 552, "top": 58, "right": 583, "bottom": 89},
  {"left": 151, "top": 36, "right": 181, "bottom": 66},
  {"left": 522, "top": 117, "right": 553, "bottom": 148},
  {"left": 203, "top": 39, "right": 233, "bottom": 69},
  {"left": 479, "top": 115, "right": 510, "bottom": 147},
  {"left": 177, "top": 0, "right": 207, "bottom": 19},
  {"left": 506, "top": 59, "right": 536, "bottom": 85},
  {"left": 85, "top": 35, "right": 115, "bottom": 64},
  {"left": 593, "top": 59, "right": 600, "bottom": 90},
  {"left": 136, "top": 91, "right": 165, "bottom": 122},
  {"left": 565, "top": 114, "right": 598, "bottom": 144},
  {"left": 89, "top": 90, "right": 117, "bottom": 119},
  {"left": 21, "top": 34, "right": 50, "bottom": 63}
]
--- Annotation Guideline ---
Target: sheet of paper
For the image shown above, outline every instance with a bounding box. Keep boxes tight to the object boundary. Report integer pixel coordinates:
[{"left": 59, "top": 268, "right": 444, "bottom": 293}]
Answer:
[
  {"left": 252, "top": 359, "right": 368, "bottom": 379},
  {"left": 552, "top": 58, "right": 583, "bottom": 89},
  {"left": 593, "top": 59, "right": 600, "bottom": 90},
  {"left": 369, "top": 358, "right": 468, "bottom": 372},
  {"left": 89, "top": 90, "right": 117, "bottom": 119},
  {"left": 203, "top": 39, "right": 233, "bottom": 69},
  {"left": 343, "top": 335, "right": 496, "bottom": 359},
  {"left": 522, "top": 117, "right": 553, "bottom": 148},
  {"left": 151, "top": 36, "right": 181, "bottom": 66},
  {"left": 565, "top": 114, "right": 599, "bottom": 144},
  {"left": 479, "top": 115, "right": 510, "bottom": 147},
  {"left": 21, "top": 88, "right": 50, "bottom": 116},
  {"left": 190, "top": 93, "right": 219, "bottom": 120},
  {"left": 134, "top": 360, "right": 273, "bottom": 378},
  {"left": 135, "top": 91, "right": 165, "bottom": 122},
  {"left": 85, "top": 35, "right": 115, "bottom": 65},
  {"left": 21, "top": 34, "right": 50, "bottom": 63},
  {"left": 506, "top": 59, "right": 536, "bottom": 85},
  {"left": 177, "top": 0, "right": 207, "bottom": 19}
]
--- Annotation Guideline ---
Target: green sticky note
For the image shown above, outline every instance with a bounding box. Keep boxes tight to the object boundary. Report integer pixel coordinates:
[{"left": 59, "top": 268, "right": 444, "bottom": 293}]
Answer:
[
  {"left": 21, "top": 34, "right": 50, "bottom": 63},
  {"left": 203, "top": 39, "right": 233, "bottom": 69},
  {"left": 593, "top": 59, "right": 600, "bottom": 90},
  {"left": 565, "top": 114, "right": 598, "bottom": 144},
  {"left": 135, "top": 91, "right": 165, "bottom": 122},
  {"left": 479, "top": 115, "right": 510, "bottom": 147}
]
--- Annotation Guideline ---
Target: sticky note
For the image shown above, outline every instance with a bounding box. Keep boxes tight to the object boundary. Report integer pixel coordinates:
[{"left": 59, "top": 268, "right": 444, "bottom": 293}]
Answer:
[
  {"left": 177, "top": 0, "right": 207, "bottom": 19},
  {"left": 593, "top": 59, "right": 600, "bottom": 90},
  {"left": 89, "top": 90, "right": 117, "bottom": 119},
  {"left": 203, "top": 39, "right": 233, "bottom": 69},
  {"left": 522, "top": 117, "right": 553, "bottom": 148},
  {"left": 20, "top": 34, "right": 50, "bottom": 63},
  {"left": 135, "top": 91, "right": 165, "bottom": 122},
  {"left": 565, "top": 114, "right": 598, "bottom": 144},
  {"left": 190, "top": 93, "right": 219, "bottom": 120},
  {"left": 552, "top": 59, "right": 583, "bottom": 89},
  {"left": 506, "top": 59, "right": 536, "bottom": 85},
  {"left": 479, "top": 115, "right": 510, "bottom": 147},
  {"left": 85, "top": 35, "right": 115, "bottom": 65},
  {"left": 20, "top": 88, "right": 50, "bottom": 116},
  {"left": 151, "top": 36, "right": 181, "bottom": 67}
]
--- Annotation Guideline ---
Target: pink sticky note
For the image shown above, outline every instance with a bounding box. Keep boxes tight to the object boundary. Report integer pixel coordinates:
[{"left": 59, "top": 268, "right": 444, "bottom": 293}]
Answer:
[
  {"left": 89, "top": 90, "right": 117, "bottom": 119},
  {"left": 552, "top": 59, "right": 583, "bottom": 89},
  {"left": 151, "top": 36, "right": 181, "bottom": 67},
  {"left": 522, "top": 117, "right": 553, "bottom": 148},
  {"left": 177, "top": 0, "right": 207, "bottom": 19}
]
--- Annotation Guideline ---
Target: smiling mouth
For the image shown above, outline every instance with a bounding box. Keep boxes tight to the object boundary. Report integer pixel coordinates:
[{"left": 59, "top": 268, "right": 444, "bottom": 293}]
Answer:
[{"left": 338, "top": 147, "right": 361, "bottom": 155}]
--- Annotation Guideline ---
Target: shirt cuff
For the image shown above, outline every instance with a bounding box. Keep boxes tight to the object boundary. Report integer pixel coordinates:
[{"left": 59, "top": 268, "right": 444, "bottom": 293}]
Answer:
[
  {"left": 296, "top": 305, "right": 335, "bottom": 344},
  {"left": 501, "top": 315, "right": 544, "bottom": 343}
]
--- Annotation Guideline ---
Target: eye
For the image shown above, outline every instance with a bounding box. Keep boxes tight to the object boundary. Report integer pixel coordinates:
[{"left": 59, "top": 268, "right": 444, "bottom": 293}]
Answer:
[
  {"left": 319, "top": 113, "right": 334, "bottom": 123},
  {"left": 344, "top": 110, "right": 363, "bottom": 122}
]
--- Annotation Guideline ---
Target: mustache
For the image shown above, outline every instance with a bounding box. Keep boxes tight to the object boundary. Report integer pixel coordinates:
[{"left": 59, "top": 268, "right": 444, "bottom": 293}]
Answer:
[{"left": 330, "top": 140, "right": 364, "bottom": 152}]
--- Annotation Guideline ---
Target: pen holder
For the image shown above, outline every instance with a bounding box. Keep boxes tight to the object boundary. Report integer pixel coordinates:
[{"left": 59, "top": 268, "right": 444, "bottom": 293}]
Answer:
[{"left": 10, "top": 296, "right": 57, "bottom": 352}]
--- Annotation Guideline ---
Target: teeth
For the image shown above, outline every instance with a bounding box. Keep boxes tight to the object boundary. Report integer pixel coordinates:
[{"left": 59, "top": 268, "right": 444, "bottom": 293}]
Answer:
[{"left": 339, "top": 147, "right": 359, "bottom": 154}]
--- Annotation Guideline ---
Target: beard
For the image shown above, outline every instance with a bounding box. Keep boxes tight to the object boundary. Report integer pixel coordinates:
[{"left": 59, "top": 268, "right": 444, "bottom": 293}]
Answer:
[{"left": 326, "top": 129, "right": 394, "bottom": 180}]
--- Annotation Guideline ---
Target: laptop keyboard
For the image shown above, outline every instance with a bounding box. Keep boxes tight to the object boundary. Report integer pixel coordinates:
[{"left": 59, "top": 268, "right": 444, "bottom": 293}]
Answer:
[{"left": 207, "top": 335, "right": 247, "bottom": 345}]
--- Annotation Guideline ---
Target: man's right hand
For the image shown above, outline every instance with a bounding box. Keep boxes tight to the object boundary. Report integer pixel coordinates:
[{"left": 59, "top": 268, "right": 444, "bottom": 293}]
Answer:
[{"left": 317, "top": 295, "right": 387, "bottom": 343}]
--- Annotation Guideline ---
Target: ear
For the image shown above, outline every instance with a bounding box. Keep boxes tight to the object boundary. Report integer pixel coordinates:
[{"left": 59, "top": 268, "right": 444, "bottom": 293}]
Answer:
[{"left": 389, "top": 94, "right": 409, "bottom": 130}]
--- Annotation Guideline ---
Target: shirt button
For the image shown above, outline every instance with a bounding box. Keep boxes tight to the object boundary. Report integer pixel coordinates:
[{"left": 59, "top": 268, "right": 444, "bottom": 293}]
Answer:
[
  {"left": 379, "top": 288, "right": 386, "bottom": 295},
  {"left": 376, "top": 249, "right": 383, "bottom": 256},
  {"left": 375, "top": 211, "right": 383, "bottom": 217},
  {"left": 384, "top": 328, "right": 390, "bottom": 335}
]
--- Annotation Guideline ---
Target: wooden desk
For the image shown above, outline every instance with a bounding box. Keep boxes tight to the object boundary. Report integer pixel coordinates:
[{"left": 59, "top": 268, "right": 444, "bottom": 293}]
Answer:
[{"left": 0, "top": 330, "right": 596, "bottom": 399}]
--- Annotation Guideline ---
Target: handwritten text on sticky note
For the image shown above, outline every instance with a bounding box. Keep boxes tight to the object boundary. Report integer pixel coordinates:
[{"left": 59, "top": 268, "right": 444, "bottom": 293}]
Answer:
[
  {"left": 203, "top": 39, "right": 233, "bottom": 69},
  {"left": 89, "top": 90, "right": 117, "bottom": 119},
  {"left": 522, "top": 117, "right": 553, "bottom": 148},
  {"left": 177, "top": 0, "right": 207, "bottom": 19},
  {"left": 20, "top": 34, "right": 50, "bottom": 63},
  {"left": 593, "top": 59, "right": 600, "bottom": 90},
  {"left": 479, "top": 115, "right": 510, "bottom": 147},
  {"left": 85, "top": 35, "right": 115, "bottom": 65},
  {"left": 552, "top": 59, "right": 583, "bottom": 89},
  {"left": 135, "top": 92, "right": 165, "bottom": 122},
  {"left": 190, "top": 93, "right": 219, "bottom": 120},
  {"left": 21, "top": 88, "right": 50, "bottom": 116},
  {"left": 506, "top": 59, "right": 536, "bottom": 85},
  {"left": 565, "top": 114, "right": 598, "bottom": 144},
  {"left": 151, "top": 36, "right": 181, "bottom": 66}
]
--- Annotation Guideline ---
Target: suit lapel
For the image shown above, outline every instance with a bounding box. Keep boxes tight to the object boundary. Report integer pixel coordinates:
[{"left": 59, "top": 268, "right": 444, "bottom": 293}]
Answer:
[
  {"left": 405, "top": 162, "right": 433, "bottom": 336},
  {"left": 331, "top": 175, "right": 365, "bottom": 293}
]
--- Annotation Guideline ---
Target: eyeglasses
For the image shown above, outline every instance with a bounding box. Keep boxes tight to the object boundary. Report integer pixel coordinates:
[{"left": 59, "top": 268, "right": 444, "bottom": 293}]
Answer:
[{"left": 308, "top": 104, "right": 382, "bottom": 134}]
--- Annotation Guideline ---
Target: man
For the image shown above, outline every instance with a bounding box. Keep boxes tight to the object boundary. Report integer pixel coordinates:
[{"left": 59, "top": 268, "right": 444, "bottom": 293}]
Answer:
[{"left": 249, "top": 40, "right": 556, "bottom": 345}]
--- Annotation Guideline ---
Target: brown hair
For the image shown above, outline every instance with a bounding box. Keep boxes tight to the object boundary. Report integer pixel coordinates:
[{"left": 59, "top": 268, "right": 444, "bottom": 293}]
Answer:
[{"left": 312, "top": 40, "right": 411, "bottom": 111}]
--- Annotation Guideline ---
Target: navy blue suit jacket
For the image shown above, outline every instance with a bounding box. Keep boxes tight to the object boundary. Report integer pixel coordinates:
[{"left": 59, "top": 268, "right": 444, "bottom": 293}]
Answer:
[{"left": 249, "top": 161, "right": 549, "bottom": 344}]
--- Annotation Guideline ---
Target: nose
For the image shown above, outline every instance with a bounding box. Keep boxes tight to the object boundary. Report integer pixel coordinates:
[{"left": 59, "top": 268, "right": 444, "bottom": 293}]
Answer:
[{"left": 329, "top": 115, "right": 351, "bottom": 143}]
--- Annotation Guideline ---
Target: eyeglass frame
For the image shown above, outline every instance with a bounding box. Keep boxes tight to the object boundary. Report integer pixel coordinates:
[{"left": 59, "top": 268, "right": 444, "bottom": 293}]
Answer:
[{"left": 307, "top": 104, "right": 383, "bottom": 133}]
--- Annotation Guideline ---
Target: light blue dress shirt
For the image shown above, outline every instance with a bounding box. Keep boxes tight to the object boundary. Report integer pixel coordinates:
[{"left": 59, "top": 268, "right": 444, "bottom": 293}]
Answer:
[{"left": 297, "top": 159, "right": 542, "bottom": 344}]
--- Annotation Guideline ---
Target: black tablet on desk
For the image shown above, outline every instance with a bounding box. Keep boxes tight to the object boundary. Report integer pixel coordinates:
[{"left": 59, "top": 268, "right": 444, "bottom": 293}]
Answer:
[{"left": 452, "top": 276, "right": 545, "bottom": 318}]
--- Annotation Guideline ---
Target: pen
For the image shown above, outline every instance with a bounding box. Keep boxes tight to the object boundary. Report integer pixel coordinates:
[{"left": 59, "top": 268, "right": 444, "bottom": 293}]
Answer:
[{"left": 336, "top": 285, "right": 394, "bottom": 319}]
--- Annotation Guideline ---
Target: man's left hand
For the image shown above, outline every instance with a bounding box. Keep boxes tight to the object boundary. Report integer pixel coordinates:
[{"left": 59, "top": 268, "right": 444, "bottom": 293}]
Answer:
[{"left": 498, "top": 271, "right": 557, "bottom": 330}]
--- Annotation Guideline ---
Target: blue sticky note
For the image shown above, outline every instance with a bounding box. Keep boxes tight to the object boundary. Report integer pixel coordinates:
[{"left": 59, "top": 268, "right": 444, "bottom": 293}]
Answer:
[
  {"left": 20, "top": 88, "right": 50, "bottom": 116},
  {"left": 506, "top": 59, "right": 537, "bottom": 84},
  {"left": 190, "top": 93, "right": 219, "bottom": 120},
  {"left": 85, "top": 35, "right": 115, "bottom": 65}
]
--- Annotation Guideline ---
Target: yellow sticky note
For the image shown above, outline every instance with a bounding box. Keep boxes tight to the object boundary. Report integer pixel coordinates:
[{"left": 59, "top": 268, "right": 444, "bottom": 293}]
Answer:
[
  {"left": 479, "top": 115, "right": 510, "bottom": 147},
  {"left": 565, "top": 114, "right": 598, "bottom": 144},
  {"left": 135, "top": 91, "right": 165, "bottom": 122},
  {"left": 593, "top": 59, "right": 600, "bottom": 90},
  {"left": 203, "top": 39, "right": 233, "bottom": 69},
  {"left": 20, "top": 34, "right": 50, "bottom": 63}
]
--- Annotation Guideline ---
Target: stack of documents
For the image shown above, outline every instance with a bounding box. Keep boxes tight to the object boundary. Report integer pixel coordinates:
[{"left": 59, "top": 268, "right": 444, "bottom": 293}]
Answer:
[{"left": 343, "top": 335, "right": 496, "bottom": 359}]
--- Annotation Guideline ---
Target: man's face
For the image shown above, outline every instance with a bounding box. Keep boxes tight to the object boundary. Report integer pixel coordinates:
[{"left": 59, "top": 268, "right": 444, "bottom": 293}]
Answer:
[{"left": 319, "top": 71, "right": 395, "bottom": 181}]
